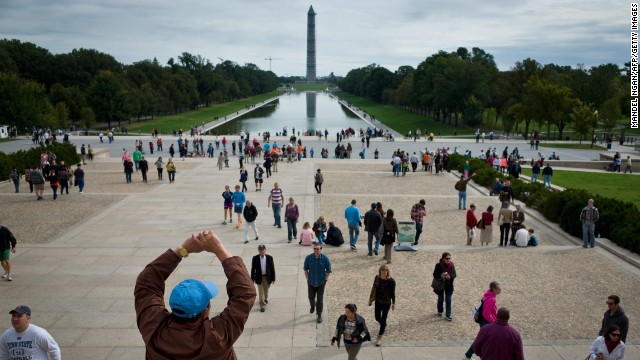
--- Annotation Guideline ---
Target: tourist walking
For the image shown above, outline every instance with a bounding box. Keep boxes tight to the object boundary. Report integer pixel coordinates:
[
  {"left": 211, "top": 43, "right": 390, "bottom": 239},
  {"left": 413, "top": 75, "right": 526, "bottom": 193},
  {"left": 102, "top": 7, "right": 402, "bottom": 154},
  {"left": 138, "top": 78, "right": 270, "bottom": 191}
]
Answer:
[
  {"left": 410, "top": 199, "right": 426, "bottom": 245},
  {"left": 74, "top": 164, "right": 85, "bottom": 193},
  {"left": 304, "top": 244, "right": 332, "bottom": 323},
  {"left": 624, "top": 156, "right": 632, "bottom": 173},
  {"left": 166, "top": 158, "right": 176, "bottom": 183},
  {"left": 250, "top": 244, "right": 275, "bottom": 312},
  {"left": 464, "top": 281, "right": 501, "bottom": 359},
  {"left": 344, "top": 199, "right": 362, "bottom": 251},
  {"left": 479, "top": 205, "right": 494, "bottom": 246},
  {"left": 285, "top": 197, "right": 299, "bottom": 243},
  {"left": 30, "top": 166, "right": 45, "bottom": 200},
  {"left": 242, "top": 200, "right": 259, "bottom": 244},
  {"left": 331, "top": 304, "right": 371, "bottom": 359},
  {"left": 267, "top": 183, "right": 284, "bottom": 228},
  {"left": 221, "top": 185, "right": 233, "bottom": 225},
  {"left": 466, "top": 204, "right": 478, "bottom": 245},
  {"left": 47, "top": 170, "right": 59, "bottom": 200},
  {"left": 232, "top": 185, "right": 246, "bottom": 228},
  {"left": 472, "top": 308, "right": 524, "bottom": 360},
  {"left": 368, "top": 265, "right": 396, "bottom": 347},
  {"left": 254, "top": 163, "right": 264, "bottom": 191},
  {"left": 140, "top": 156, "right": 149, "bottom": 183},
  {"left": 134, "top": 230, "right": 256, "bottom": 359},
  {"left": 124, "top": 158, "right": 134, "bottom": 183},
  {"left": 155, "top": 157, "right": 164, "bottom": 180},
  {"left": 432, "top": 252, "right": 456, "bottom": 321},
  {"left": 381, "top": 209, "right": 398, "bottom": 264},
  {"left": 542, "top": 163, "right": 553, "bottom": 189},
  {"left": 364, "top": 202, "right": 383, "bottom": 256},
  {"left": 1, "top": 305, "right": 61, "bottom": 358},
  {"left": 589, "top": 325, "right": 626, "bottom": 360},
  {"left": 314, "top": 169, "right": 324, "bottom": 194},
  {"left": 9, "top": 167, "right": 20, "bottom": 193},
  {"left": 239, "top": 167, "right": 248, "bottom": 192},
  {"left": 0, "top": 225, "right": 17, "bottom": 282},
  {"left": 497, "top": 201, "right": 513, "bottom": 246},
  {"left": 599, "top": 295, "right": 629, "bottom": 343},
  {"left": 217, "top": 152, "right": 224, "bottom": 170},
  {"left": 580, "top": 199, "right": 600, "bottom": 248}
]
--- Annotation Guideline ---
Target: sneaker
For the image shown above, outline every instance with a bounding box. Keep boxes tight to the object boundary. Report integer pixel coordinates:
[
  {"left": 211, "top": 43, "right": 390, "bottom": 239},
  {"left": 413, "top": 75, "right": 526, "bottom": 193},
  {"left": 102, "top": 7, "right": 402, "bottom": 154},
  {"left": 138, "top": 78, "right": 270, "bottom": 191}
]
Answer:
[
  {"left": 244, "top": 240, "right": 249, "bottom": 244},
  {"left": 255, "top": 236, "right": 259, "bottom": 240},
  {"left": 288, "top": 240, "right": 292, "bottom": 243},
  {"left": 445, "top": 316, "right": 452, "bottom": 321},
  {"left": 350, "top": 246, "right": 357, "bottom": 251},
  {"left": 6, "top": 275, "right": 11, "bottom": 281},
  {"left": 316, "top": 315, "right": 322, "bottom": 323},
  {"left": 1, "top": 273, "right": 6, "bottom": 279},
  {"left": 374, "top": 250, "right": 378, "bottom": 255},
  {"left": 437, "top": 313, "right": 443, "bottom": 317},
  {"left": 277, "top": 224, "right": 281, "bottom": 229},
  {"left": 222, "top": 221, "right": 227, "bottom": 225}
]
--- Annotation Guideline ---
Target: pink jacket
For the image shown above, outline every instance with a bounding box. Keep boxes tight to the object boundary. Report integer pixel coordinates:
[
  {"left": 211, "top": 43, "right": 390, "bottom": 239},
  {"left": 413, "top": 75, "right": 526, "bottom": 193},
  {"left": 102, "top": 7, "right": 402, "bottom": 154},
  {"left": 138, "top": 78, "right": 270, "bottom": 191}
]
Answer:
[
  {"left": 482, "top": 290, "right": 498, "bottom": 323},
  {"left": 299, "top": 229, "right": 315, "bottom": 246}
]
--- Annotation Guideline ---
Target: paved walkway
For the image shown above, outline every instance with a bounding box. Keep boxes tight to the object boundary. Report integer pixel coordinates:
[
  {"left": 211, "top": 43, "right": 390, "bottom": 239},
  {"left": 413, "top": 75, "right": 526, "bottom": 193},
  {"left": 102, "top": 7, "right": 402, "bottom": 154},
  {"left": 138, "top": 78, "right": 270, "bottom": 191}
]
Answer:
[{"left": 1, "top": 153, "right": 639, "bottom": 360}]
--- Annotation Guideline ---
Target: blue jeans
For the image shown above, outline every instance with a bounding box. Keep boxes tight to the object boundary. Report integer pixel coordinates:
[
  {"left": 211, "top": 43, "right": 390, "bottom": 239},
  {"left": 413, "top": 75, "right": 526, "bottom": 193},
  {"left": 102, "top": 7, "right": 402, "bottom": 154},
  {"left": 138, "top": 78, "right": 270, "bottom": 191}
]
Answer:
[
  {"left": 458, "top": 191, "right": 467, "bottom": 209},
  {"left": 414, "top": 223, "right": 423, "bottom": 244},
  {"left": 582, "top": 223, "right": 596, "bottom": 247},
  {"left": 134, "top": 161, "right": 140, "bottom": 171},
  {"left": 367, "top": 232, "right": 381, "bottom": 255},
  {"left": 531, "top": 173, "right": 538, "bottom": 183},
  {"left": 125, "top": 171, "right": 132, "bottom": 182},
  {"left": 465, "top": 319, "right": 490, "bottom": 358},
  {"left": 393, "top": 164, "right": 400, "bottom": 176},
  {"left": 272, "top": 204, "right": 282, "bottom": 226},
  {"left": 77, "top": 178, "right": 85, "bottom": 192},
  {"left": 317, "top": 231, "right": 325, "bottom": 244},
  {"left": 348, "top": 223, "right": 360, "bottom": 247},
  {"left": 543, "top": 175, "right": 551, "bottom": 189},
  {"left": 286, "top": 218, "right": 297, "bottom": 240},
  {"left": 436, "top": 287, "right": 453, "bottom": 317}
]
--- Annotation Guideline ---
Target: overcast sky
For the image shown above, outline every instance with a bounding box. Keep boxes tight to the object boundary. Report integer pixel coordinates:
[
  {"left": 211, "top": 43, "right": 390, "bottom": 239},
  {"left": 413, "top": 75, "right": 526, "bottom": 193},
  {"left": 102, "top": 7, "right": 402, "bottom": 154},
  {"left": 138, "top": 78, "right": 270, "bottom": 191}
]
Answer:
[{"left": 0, "top": 0, "right": 628, "bottom": 77}]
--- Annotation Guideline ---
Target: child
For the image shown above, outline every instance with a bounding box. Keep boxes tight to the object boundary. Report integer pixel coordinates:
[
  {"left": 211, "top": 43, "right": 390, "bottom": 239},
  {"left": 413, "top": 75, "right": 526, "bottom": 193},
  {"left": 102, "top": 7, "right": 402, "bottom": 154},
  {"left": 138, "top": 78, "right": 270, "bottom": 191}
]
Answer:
[
  {"left": 299, "top": 222, "right": 315, "bottom": 246},
  {"left": 527, "top": 228, "right": 538, "bottom": 247}
]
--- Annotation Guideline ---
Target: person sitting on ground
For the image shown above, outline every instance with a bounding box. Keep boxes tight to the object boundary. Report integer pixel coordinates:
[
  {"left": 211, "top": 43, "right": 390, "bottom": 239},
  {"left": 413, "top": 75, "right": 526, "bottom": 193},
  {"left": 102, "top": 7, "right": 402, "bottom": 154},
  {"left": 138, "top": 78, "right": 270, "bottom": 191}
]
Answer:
[
  {"left": 489, "top": 178, "right": 503, "bottom": 196},
  {"left": 325, "top": 222, "right": 345, "bottom": 247},
  {"left": 299, "top": 222, "right": 315, "bottom": 246},
  {"left": 514, "top": 225, "right": 529, "bottom": 247},
  {"left": 527, "top": 228, "right": 538, "bottom": 247}
]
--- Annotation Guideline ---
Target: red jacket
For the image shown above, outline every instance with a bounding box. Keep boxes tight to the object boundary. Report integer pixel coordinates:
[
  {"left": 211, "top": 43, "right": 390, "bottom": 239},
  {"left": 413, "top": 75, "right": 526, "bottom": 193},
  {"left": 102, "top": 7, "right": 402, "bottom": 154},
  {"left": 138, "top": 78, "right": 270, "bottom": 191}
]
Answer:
[{"left": 466, "top": 210, "right": 478, "bottom": 228}]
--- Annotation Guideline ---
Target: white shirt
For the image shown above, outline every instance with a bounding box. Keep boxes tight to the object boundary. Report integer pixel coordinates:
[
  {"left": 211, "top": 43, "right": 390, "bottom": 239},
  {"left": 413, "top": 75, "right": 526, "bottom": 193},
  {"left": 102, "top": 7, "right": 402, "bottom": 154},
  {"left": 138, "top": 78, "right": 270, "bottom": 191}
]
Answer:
[
  {"left": 514, "top": 229, "right": 529, "bottom": 247},
  {"left": 260, "top": 256, "right": 267, "bottom": 275},
  {"left": 588, "top": 336, "right": 625, "bottom": 360},
  {"left": 0, "top": 324, "right": 61, "bottom": 360}
]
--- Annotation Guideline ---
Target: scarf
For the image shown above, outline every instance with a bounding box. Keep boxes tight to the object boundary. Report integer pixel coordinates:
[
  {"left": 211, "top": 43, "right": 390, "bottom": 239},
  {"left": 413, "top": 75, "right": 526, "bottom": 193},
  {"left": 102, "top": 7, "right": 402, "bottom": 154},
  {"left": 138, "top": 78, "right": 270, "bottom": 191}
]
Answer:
[
  {"left": 441, "top": 260, "right": 452, "bottom": 274},
  {"left": 605, "top": 336, "right": 620, "bottom": 354}
]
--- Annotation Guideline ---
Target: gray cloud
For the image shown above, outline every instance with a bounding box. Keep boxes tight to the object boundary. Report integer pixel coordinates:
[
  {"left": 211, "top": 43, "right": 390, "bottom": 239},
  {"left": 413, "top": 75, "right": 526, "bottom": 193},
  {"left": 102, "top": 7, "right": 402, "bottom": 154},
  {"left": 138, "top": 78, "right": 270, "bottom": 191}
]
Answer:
[{"left": 0, "top": 0, "right": 628, "bottom": 76}]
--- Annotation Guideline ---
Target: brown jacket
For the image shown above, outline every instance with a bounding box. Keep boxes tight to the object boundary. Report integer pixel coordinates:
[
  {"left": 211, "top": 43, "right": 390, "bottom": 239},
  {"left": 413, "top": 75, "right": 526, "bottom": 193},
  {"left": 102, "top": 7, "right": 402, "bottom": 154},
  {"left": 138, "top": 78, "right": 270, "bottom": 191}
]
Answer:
[
  {"left": 512, "top": 210, "right": 525, "bottom": 225},
  {"left": 135, "top": 250, "right": 256, "bottom": 360}
]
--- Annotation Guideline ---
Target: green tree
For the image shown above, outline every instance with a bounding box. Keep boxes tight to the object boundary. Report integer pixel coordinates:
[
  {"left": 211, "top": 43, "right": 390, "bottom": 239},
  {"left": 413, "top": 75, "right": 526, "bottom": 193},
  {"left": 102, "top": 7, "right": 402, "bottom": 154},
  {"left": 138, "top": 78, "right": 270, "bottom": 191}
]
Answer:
[
  {"left": 0, "top": 72, "right": 52, "bottom": 130},
  {"left": 88, "top": 70, "right": 128, "bottom": 128},
  {"left": 52, "top": 102, "right": 70, "bottom": 129},
  {"left": 79, "top": 106, "right": 95, "bottom": 127},
  {"left": 570, "top": 101, "right": 595, "bottom": 143},
  {"left": 599, "top": 98, "right": 622, "bottom": 133}
]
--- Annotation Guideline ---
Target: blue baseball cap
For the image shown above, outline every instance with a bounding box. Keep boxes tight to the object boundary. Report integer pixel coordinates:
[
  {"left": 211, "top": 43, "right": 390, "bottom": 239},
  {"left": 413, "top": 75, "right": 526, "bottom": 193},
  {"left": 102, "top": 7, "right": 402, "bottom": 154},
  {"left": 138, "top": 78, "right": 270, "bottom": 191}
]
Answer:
[
  {"left": 9, "top": 305, "right": 31, "bottom": 316},
  {"left": 169, "top": 279, "right": 219, "bottom": 318}
]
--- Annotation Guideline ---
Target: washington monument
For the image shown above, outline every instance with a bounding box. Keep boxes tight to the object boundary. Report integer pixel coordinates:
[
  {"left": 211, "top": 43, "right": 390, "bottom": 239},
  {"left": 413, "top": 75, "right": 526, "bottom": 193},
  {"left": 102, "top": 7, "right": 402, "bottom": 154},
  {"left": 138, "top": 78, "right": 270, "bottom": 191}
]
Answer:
[{"left": 306, "top": 5, "right": 316, "bottom": 84}]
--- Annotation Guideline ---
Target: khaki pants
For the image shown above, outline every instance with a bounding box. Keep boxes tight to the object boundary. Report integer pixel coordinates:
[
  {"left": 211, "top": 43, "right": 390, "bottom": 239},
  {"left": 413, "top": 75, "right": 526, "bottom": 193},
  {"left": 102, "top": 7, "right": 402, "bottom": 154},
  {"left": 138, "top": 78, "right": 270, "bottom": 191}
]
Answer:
[
  {"left": 258, "top": 275, "right": 270, "bottom": 309},
  {"left": 384, "top": 244, "right": 393, "bottom": 263}
]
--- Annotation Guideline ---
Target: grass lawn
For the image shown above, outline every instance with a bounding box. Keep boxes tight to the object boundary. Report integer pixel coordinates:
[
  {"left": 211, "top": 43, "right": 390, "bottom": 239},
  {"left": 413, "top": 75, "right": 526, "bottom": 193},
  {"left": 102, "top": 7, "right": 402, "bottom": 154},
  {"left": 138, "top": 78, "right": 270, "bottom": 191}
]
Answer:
[
  {"left": 539, "top": 142, "right": 607, "bottom": 150},
  {"left": 521, "top": 168, "right": 640, "bottom": 209},
  {"left": 335, "top": 92, "right": 474, "bottom": 136},
  {"left": 123, "top": 91, "right": 280, "bottom": 133},
  {"left": 0, "top": 138, "right": 19, "bottom": 143}
]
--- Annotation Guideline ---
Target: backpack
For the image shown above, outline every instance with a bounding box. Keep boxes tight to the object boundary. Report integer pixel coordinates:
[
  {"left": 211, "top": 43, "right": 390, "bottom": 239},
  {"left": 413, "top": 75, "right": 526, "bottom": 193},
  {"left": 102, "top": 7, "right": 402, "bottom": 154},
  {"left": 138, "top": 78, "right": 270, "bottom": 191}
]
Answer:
[
  {"left": 454, "top": 181, "right": 464, "bottom": 191},
  {"left": 381, "top": 230, "right": 395, "bottom": 245},
  {"left": 58, "top": 169, "right": 68, "bottom": 180},
  {"left": 30, "top": 170, "right": 44, "bottom": 184},
  {"left": 471, "top": 300, "right": 484, "bottom": 323}
]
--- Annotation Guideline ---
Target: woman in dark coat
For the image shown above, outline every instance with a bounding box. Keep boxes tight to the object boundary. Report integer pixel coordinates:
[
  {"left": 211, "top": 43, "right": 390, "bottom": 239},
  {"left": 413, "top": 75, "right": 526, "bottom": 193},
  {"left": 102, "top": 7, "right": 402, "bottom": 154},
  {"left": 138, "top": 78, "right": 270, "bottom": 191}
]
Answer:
[{"left": 433, "top": 252, "right": 457, "bottom": 321}]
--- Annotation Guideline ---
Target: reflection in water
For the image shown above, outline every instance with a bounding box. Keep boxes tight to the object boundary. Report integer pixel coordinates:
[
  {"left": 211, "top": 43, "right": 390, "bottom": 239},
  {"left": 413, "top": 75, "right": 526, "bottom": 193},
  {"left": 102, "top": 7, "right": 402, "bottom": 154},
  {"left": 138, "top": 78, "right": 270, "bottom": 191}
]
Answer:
[
  {"left": 306, "top": 92, "right": 316, "bottom": 119},
  {"left": 220, "top": 92, "right": 367, "bottom": 135}
]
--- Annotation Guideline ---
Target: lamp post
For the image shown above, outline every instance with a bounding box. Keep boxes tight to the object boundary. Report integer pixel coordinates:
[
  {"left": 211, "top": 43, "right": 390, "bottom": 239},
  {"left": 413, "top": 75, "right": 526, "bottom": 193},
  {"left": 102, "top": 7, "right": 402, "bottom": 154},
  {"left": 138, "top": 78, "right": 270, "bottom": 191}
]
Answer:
[{"left": 591, "top": 110, "right": 598, "bottom": 149}]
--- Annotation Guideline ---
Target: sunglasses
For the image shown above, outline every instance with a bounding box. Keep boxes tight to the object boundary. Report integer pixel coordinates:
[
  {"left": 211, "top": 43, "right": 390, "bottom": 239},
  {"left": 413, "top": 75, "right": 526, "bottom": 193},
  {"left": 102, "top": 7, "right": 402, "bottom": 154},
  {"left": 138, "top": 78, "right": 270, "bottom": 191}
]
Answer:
[
  {"left": 606, "top": 302, "right": 615, "bottom": 305},
  {"left": 610, "top": 333, "right": 621, "bottom": 337},
  {"left": 313, "top": 248, "right": 322, "bottom": 251}
]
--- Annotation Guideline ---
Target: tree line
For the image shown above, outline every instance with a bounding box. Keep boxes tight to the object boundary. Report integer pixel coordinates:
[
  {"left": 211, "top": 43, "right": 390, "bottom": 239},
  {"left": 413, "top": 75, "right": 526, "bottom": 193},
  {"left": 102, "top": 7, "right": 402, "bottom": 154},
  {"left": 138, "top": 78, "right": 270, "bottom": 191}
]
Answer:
[
  {"left": 0, "top": 39, "right": 280, "bottom": 131},
  {"left": 339, "top": 47, "right": 628, "bottom": 140}
]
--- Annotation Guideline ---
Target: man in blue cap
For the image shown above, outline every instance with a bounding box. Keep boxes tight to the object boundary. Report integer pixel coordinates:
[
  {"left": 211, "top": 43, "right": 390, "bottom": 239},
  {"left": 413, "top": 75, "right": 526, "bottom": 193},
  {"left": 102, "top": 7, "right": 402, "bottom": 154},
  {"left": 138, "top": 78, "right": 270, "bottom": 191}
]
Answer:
[
  {"left": 1, "top": 305, "right": 61, "bottom": 359},
  {"left": 135, "top": 230, "right": 256, "bottom": 359}
]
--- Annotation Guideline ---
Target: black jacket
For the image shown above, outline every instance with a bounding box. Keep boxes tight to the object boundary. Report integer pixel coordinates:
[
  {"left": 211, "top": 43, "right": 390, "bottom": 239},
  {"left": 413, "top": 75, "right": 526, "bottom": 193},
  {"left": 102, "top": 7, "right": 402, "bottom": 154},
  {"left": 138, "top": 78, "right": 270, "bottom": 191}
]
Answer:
[
  {"left": 363, "top": 209, "right": 383, "bottom": 233},
  {"left": 331, "top": 314, "right": 371, "bottom": 348},
  {"left": 325, "top": 225, "right": 344, "bottom": 246},
  {"left": 250, "top": 254, "right": 276, "bottom": 285},
  {"left": 243, "top": 204, "right": 258, "bottom": 222},
  {"left": 0, "top": 226, "right": 16, "bottom": 251},
  {"left": 599, "top": 307, "right": 629, "bottom": 343}
]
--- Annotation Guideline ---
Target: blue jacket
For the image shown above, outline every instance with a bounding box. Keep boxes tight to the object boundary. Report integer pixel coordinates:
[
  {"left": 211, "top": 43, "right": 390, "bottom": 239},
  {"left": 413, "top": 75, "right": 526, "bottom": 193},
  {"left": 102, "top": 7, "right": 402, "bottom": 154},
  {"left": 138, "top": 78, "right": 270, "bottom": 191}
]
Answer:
[
  {"left": 344, "top": 205, "right": 361, "bottom": 225},
  {"left": 231, "top": 191, "right": 245, "bottom": 207}
]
